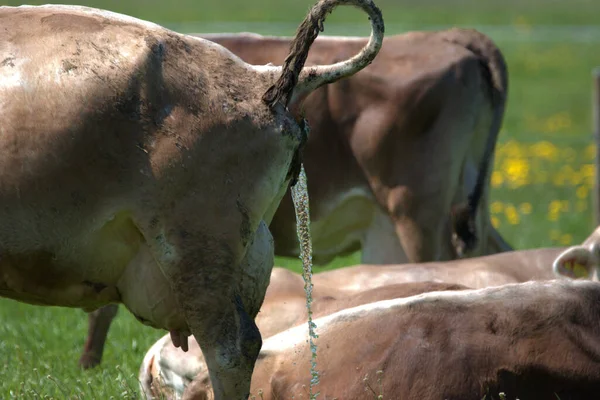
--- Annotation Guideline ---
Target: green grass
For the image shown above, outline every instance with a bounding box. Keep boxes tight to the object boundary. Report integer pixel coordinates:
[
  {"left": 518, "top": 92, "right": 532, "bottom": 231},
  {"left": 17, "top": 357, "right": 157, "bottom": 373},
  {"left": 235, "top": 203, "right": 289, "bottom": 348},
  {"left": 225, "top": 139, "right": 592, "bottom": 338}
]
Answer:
[{"left": 1, "top": 0, "right": 600, "bottom": 397}]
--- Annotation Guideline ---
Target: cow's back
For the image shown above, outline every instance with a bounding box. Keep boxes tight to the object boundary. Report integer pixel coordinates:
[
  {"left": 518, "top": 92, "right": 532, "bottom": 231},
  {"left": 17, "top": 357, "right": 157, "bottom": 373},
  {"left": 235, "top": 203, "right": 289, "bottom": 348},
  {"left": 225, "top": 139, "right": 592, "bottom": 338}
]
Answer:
[
  {"left": 311, "top": 247, "right": 564, "bottom": 291},
  {"left": 0, "top": 6, "right": 256, "bottom": 243}
]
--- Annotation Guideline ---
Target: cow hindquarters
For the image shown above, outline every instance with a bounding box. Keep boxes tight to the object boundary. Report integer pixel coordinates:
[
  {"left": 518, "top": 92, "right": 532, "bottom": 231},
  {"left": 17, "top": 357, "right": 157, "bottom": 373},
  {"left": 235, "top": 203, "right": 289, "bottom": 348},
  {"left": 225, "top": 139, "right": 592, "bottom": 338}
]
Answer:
[
  {"left": 150, "top": 220, "right": 273, "bottom": 400},
  {"left": 390, "top": 187, "right": 456, "bottom": 262}
]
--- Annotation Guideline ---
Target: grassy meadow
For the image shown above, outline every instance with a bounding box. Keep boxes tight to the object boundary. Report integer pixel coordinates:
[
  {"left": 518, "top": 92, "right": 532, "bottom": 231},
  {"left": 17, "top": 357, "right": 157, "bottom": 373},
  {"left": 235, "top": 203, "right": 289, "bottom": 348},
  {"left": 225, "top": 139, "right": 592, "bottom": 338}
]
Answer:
[{"left": 1, "top": 0, "right": 600, "bottom": 397}]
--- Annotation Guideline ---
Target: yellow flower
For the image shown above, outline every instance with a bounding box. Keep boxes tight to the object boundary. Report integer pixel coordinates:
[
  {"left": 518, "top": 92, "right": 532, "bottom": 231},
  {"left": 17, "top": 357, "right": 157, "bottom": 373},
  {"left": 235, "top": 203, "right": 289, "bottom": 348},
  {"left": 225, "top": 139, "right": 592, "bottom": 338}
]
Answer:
[
  {"left": 569, "top": 170, "right": 582, "bottom": 186},
  {"left": 491, "top": 171, "right": 504, "bottom": 188},
  {"left": 577, "top": 200, "right": 588, "bottom": 212},
  {"left": 501, "top": 158, "right": 530, "bottom": 188},
  {"left": 576, "top": 186, "right": 588, "bottom": 200},
  {"left": 529, "top": 141, "right": 558, "bottom": 161},
  {"left": 581, "top": 164, "right": 595, "bottom": 177},
  {"left": 580, "top": 164, "right": 595, "bottom": 187},
  {"left": 519, "top": 202, "right": 532, "bottom": 214},
  {"left": 547, "top": 212, "right": 559, "bottom": 222},
  {"left": 505, "top": 204, "right": 520, "bottom": 225},
  {"left": 490, "top": 201, "right": 504, "bottom": 214},
  {"left": 550, "top": 230, "right": 560, "bottom": 240},
  {"left": 547, "top": 200, "right": 562, "bottom": 222},
  {"left": 498, "top": 140, "right": 526, "bottom": 158},
  {"left": 548, "top": 200, "right": 562, "bottom": 213},
  {"left": 491, "top": 216, "right": 500, "bottom": 228}
]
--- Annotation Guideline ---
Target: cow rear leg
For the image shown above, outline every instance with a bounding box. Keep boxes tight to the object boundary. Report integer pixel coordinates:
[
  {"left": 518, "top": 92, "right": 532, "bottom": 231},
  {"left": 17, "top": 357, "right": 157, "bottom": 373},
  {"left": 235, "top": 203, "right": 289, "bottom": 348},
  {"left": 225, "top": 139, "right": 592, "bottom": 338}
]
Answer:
[
  {"left": 153, "top": 221, "right": 272, "bottom": 400},
  {"left": 79, "top": 304, "right": 119, "bottom": 369},
  {"left": 168, "top": 278, "right": 262, "bottom": 400},
  {"left": 388, "top": 187, "right": 456, "bottom": 263},
  {"left": 362, "top": 206, "right": 409, "bottom": 264}
]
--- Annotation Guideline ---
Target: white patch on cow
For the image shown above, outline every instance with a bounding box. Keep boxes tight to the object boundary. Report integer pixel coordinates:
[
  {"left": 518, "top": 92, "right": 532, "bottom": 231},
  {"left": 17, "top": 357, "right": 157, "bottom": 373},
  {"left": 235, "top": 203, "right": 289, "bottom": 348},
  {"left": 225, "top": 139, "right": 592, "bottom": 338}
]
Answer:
[
  {"left": 248, "top": 63, "right": 281, "bottom": 74},
  {"left": 0, "top": 55, "right": 29, "bottom": 90},
  {"left": 260, "top": 279, "right": 598, "bottom": 353},
  {"left": 159, "top": 368, "right": 187, "bottom": 399},
  {"left": 0, "top": 56, "right": 31, "bottom": 119},
  {"left": 0, "top": 67, "right": 22, "bottom": 90}
]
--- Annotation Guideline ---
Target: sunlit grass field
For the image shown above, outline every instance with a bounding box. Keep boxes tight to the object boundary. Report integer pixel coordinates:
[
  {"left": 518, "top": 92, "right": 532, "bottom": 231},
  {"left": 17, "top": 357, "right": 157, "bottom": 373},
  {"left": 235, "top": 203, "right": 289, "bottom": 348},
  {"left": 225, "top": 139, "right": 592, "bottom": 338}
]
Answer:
[{"left": 1, "top": 0, "right": 599, "bottom": 397}]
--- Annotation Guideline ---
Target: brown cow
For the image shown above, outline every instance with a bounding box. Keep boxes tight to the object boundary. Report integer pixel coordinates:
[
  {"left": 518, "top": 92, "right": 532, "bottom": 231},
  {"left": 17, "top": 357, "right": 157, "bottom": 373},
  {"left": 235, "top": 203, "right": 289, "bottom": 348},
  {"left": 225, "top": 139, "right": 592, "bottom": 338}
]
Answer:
[
  {"left": 199, "top": 30, "right": 512, "bottom": 265},
  {"left": 138, "top": 281, "right": 471, "bottom": 399},
  {"left": 0, "top": 1, "right": 384, "bottom": 398},
  {"left": 80, "top": 26, "right": 513, "bottom": 369},
  {"left": 148, "top": 280, "right": 600, "bottom": 400},
  {"left": 80, "top": 247, "right": 564, "bottom": 368}
]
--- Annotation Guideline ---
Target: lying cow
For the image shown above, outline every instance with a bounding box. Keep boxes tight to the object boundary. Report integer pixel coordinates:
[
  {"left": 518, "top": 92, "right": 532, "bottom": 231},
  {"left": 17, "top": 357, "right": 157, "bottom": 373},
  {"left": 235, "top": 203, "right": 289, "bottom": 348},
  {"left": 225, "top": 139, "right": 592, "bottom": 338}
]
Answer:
[
  {"left": 137, "top": 244, "right": 570, "bottom": 398},
  {"left": 199, "top": 30, "right": 512, "bottom": 265},
  {"left": 80, "top": 244, "right": 568, "bottom": 367},
  {"left": 146, "top": 280, "right": 600, "bottom": 400},
  {"left": 80, "top": 26, "right": 513, "bottom": 369},
  {"left": 138, "top": 281, "right": 471, "bottom": 399},
  {"left": 0, "top": 1, "right": 384, "bottom": 398}
]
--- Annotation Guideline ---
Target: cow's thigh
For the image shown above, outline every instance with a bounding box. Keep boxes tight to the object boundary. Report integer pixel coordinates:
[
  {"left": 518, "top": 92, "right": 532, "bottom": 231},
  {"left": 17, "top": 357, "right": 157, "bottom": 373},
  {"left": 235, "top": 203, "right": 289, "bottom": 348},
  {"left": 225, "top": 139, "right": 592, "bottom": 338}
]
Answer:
[{"left": 236, "top": 220, "right": 275, "bottom": 319}]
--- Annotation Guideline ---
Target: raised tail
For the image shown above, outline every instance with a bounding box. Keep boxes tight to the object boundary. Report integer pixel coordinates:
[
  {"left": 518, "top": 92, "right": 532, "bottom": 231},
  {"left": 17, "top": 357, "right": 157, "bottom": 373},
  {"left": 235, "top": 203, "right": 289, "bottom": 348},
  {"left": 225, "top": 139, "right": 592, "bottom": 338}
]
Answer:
[
  {"left": 445, "top": 29, "right": 509, "bottom": 257},
  {"left": 262, "top": 0, "right": 385, "bottom": 109}
]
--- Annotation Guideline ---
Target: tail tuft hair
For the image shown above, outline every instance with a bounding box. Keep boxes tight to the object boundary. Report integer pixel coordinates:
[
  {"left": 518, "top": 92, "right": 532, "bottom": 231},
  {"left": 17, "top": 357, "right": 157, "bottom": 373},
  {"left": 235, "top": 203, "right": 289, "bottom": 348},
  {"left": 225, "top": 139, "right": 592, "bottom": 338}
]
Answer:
[{"left": 451, "top": 202, "right": 478, "bottom": 258}]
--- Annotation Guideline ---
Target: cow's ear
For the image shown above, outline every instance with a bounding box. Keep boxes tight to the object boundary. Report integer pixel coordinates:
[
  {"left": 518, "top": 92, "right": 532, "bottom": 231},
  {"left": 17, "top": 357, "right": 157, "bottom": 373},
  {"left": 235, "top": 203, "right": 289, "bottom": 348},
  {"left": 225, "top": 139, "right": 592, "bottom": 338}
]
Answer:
[{"left": 553, "top": 246, "right": 595, "bottom": 279}]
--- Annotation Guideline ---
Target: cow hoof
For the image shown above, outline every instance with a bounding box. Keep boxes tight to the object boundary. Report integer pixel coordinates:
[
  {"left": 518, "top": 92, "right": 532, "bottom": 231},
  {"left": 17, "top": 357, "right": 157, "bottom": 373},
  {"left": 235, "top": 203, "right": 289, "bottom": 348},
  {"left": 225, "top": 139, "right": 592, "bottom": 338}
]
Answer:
[{"left": 79, "top": 354, "right": 102, "bottom": 369}]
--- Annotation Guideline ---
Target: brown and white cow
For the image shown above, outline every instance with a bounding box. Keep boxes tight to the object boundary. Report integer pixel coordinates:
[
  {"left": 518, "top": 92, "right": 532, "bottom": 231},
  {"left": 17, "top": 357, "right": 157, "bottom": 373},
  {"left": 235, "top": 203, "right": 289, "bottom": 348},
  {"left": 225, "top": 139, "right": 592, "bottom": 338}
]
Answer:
[
  {"left": 0, "top": 1, "right": 384, "bottom": 398},
  {"left": 79, "top": 26, "right": 514, "bottom": 369},
  {"left": 137, "top": 245, "right": 568, "bottom": 398},
  {"left": 198, "top": 30, "right": 512, "bottom": 265},
  {"left": 145, "top": 280, "right": 600, "bottom": 400},
  {"left": 138, "top": 281, "right": 471, "bottom": 399}
]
